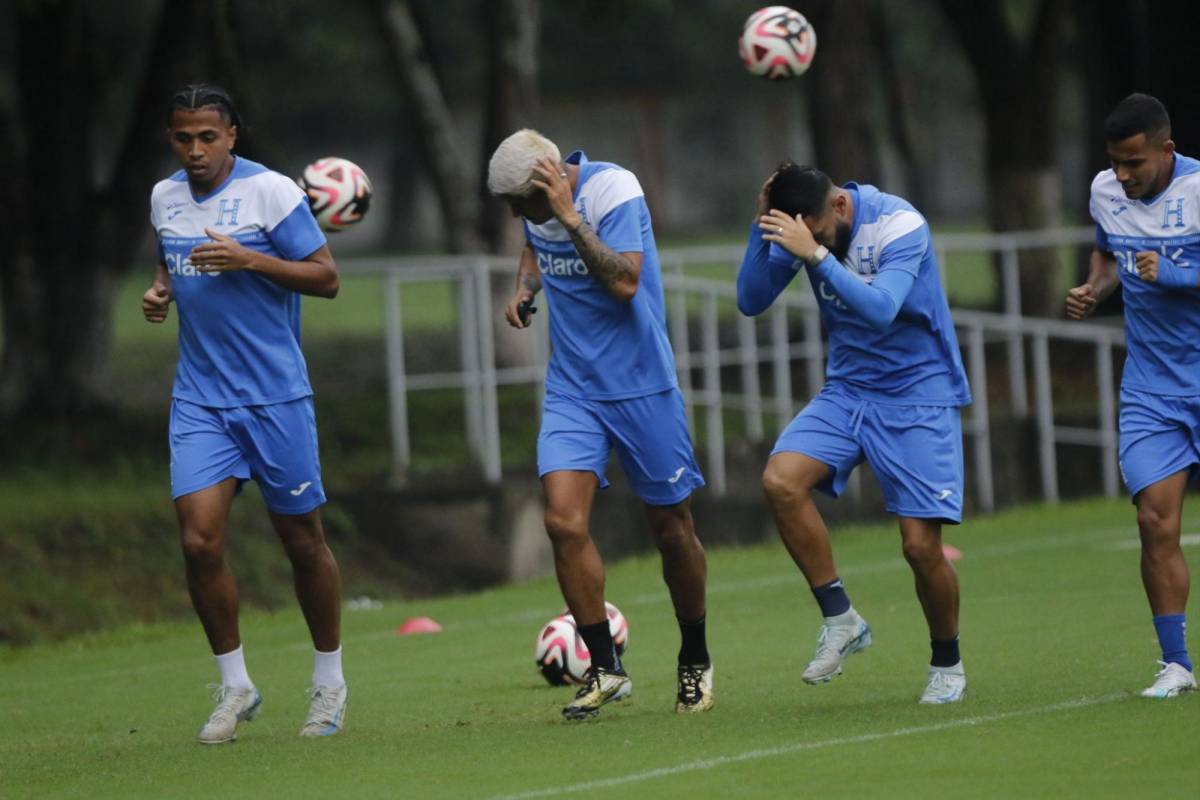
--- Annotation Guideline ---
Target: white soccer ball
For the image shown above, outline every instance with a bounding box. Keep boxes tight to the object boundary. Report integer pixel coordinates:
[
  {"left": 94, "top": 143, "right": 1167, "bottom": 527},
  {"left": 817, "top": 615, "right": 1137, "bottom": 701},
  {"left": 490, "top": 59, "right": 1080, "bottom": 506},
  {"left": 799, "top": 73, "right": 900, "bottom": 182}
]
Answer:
[
  {"left": 297, "top": 156, "right": 373, "bottom": 232},
  {"left": 533, "top": 602, "right": 629, "bottom": 686},
  {"left": 738, "top": 6, "right": 817, "bottom": 79}
]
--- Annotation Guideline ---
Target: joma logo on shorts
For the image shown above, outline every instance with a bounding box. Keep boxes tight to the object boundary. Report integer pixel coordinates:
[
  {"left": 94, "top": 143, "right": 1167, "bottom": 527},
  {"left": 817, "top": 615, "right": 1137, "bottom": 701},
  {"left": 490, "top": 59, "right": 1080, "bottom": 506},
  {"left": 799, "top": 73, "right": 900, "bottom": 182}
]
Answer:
[{"left": 537, "top": 251, "right": 589, "bottom": 276}]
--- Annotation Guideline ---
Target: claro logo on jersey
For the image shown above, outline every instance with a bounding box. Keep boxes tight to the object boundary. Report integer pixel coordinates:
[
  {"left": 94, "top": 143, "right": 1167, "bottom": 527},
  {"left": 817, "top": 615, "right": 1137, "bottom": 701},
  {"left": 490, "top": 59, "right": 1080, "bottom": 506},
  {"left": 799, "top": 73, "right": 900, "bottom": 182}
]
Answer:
[
  {"left": 537, "top": 250, "right": 589, "bottom": 276},
  {"left": 164, "top": 250, "right": 220, "bottom": 277}
]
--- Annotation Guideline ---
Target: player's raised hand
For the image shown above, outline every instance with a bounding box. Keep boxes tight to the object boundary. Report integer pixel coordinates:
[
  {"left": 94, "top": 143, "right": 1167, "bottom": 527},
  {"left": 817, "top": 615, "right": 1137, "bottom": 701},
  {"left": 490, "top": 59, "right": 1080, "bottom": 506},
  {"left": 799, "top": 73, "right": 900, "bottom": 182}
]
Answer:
[
  {"left": 142, "top": 282, "right": 172, "bottom": 323},
  {"left": 1065, "top": 283, "right": 1098, "bottom": 320},
  {"left": 759, "top": 209, "right": 820, "bottom": 262},
  {"left": 190, "top": 228, "right": 257, "bottom": 272},
  {"left": 528, "top": 157, "right": 577, "bottom": 226},
  {"left": 505, "top": 291, "right": 537, "bottom": 329}
]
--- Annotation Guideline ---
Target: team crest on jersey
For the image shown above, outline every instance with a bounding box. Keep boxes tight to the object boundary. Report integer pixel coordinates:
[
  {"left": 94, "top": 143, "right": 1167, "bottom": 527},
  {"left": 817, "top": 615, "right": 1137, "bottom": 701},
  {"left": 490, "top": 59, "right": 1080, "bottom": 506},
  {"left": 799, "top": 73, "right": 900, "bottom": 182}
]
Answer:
[
  {"left": 1162, "top": 197, "right": 1185, "bottom": 229},
  {"left": 856, "top": 245, "right": 878, "bottom": 275},
  {"left": 215, "top": 197, "right": 242, "bottom": 226}
]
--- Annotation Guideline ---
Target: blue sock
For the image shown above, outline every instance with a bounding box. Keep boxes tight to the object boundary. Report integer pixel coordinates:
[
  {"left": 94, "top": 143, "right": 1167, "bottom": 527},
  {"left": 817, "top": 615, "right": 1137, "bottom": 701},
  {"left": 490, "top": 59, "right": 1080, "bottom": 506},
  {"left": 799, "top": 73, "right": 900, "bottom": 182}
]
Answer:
[
  {"left": 1152, "top": 614, "right": 1192, "bottom": 672},
  {"left": 811, "top": 578, "right": 851, "bottom": 618}
]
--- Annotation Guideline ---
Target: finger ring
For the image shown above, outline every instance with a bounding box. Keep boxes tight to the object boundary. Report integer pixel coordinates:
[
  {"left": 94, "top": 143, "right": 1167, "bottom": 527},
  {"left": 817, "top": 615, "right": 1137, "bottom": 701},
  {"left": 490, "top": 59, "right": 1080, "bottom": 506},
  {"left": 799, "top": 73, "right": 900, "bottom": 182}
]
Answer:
[
  {"left": 777, "top": 226, "right": 783, "bottom": 233},
  {"left": 559, "top": 172, "right": 567, "bottom": 178}
]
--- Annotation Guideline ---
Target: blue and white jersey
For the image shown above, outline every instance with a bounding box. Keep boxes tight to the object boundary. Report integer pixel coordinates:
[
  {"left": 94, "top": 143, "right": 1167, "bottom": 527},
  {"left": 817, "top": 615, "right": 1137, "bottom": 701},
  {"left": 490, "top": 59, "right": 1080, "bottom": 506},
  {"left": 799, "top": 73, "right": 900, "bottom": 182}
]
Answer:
[
  {"left": 150, "top": 156, "right": 327, "bottom": 408},
  {"left": 524, "top": 150, "right": 677, "bottom": 400},
  {"left": 1090, "top": 154, "right": 1200, "bottom": 396},
  {"left": 809, "top": 184, "right": 969, "bottom": 406}
]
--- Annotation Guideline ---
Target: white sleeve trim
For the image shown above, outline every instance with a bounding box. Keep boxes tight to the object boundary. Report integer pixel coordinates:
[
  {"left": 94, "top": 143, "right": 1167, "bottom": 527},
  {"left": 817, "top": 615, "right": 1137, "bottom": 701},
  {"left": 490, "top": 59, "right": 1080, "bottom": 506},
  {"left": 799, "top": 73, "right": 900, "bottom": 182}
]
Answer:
[{"left": 582, "top": 170, "right": 644, "bottom": 224}]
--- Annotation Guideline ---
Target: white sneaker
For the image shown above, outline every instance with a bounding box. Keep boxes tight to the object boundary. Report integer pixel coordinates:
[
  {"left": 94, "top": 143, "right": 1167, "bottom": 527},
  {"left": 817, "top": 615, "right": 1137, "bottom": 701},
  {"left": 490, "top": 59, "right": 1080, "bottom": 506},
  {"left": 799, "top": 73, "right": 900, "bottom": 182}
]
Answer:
[
  {"left": 300, "top": 684, "right": 349, "bottom": 737},
  {"left": 1140, "top": 662, "right": 1197, "bottom": 699},
  {"left": 919, "top": 662, "right": 967, "bottom": 704},
  {"left": 197, "top": 685, "right": 262, "bottom": 744},
  {"left": 801, "top": 610, "right": 872, "bottom": 684}
]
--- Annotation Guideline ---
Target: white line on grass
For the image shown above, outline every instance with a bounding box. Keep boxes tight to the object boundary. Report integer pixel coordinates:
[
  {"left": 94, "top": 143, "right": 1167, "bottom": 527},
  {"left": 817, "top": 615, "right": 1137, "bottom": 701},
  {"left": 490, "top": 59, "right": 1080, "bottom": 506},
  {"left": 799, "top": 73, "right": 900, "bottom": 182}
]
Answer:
[
  {"left": 487, "top": 693, "right": 1128, "bottom": 800},
  {"left": 1106, "top": 533, "right": 1200, "bottom": 551}
]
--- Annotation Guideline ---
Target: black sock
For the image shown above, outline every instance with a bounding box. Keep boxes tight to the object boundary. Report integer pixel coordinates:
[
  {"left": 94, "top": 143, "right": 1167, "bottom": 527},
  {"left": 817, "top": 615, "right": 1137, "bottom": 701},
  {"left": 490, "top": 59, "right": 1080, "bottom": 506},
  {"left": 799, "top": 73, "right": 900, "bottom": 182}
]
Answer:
[
  {"left": 578, "top": 620, "right": 620, "bottom": 672},
  {"left": 811, "top": 577, "right": 851, "bottom": 617},
  {"left": 677, "top": 615, "right": 710, "bottom": 666},
  {"left": 930, "top": 636, "right": 960, "bottom": 668}
]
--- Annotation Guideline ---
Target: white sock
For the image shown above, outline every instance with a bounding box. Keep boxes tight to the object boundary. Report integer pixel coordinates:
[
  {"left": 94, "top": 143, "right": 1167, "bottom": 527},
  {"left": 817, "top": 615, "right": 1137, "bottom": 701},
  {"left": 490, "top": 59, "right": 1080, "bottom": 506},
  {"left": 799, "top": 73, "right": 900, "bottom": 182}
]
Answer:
[
  {"left": 826, "top": 607, "right": 859, "bottom": 625},
  {"left": 313, "top": 646, "right": 345, "bottom": 688},
  {"left": 214, "top": 645, "right": 253, "bottom": 689}
]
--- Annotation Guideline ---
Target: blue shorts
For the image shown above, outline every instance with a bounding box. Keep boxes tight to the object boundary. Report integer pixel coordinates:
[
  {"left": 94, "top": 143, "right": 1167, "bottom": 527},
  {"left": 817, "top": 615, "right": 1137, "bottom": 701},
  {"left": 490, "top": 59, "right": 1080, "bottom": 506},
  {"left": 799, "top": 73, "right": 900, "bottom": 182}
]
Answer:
[
  {"left": 1119, "top": 387, "right": 1200, "bottom": 498},
  {"left": 771, "top": 385, "right": 964, "bottom": 522},
  {"left": 538, "top": 388, "right": 705, "bottom": 506},
  {"left": 169, "top": 396, "right": 327, "bottom": 515}
]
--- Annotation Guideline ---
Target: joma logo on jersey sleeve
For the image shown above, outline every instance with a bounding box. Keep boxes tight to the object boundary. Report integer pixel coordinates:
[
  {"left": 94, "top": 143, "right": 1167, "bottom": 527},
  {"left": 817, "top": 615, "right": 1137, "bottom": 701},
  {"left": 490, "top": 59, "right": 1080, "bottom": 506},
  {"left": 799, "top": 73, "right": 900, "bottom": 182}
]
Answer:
[{"left": 537, "top": 251, "right": 589, "bottom": 276}]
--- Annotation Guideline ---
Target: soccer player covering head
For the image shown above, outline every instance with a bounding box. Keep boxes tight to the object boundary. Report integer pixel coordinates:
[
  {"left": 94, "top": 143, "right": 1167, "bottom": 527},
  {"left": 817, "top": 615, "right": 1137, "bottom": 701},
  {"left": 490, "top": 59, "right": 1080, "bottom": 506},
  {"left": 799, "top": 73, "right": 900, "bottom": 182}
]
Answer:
[
  {"left": 1067, "top": 93, "right": 1198, "bottom": 698},
  {"left": 737, "top": 164, "right": 972, "bottom": 703},
  {"left": 142, "top": 85, "right": 349, "bottom": 742},
  {"left": 488, "top": 129, "right": 713, "bottom": 719}
]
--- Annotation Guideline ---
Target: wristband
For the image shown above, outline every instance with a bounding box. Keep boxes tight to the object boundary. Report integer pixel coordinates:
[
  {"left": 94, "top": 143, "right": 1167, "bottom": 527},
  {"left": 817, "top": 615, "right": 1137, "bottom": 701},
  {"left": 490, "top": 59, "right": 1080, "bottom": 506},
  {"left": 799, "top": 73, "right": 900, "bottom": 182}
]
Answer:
[{"left": 806, "top": 244, "right": 830, "bottom": 267}]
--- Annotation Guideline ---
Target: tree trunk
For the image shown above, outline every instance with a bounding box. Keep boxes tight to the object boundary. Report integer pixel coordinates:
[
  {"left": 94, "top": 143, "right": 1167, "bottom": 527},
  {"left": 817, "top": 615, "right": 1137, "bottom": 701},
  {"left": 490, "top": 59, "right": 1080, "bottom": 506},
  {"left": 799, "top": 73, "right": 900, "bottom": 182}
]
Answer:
[
  {"left": 804, "top": 0, "right": 882, "bottom": 185},
  {"left": 939, "top": 0, "right": 1065, "bottom": 318},
  {"left": 0, "top": 0, "right": 244, "bottom": 418},
  {"left": 372, "top": 0, "right": 480, "bottom": 253},
  {"left": 479, "top": 0, "right": 541, "bottom": 255}
]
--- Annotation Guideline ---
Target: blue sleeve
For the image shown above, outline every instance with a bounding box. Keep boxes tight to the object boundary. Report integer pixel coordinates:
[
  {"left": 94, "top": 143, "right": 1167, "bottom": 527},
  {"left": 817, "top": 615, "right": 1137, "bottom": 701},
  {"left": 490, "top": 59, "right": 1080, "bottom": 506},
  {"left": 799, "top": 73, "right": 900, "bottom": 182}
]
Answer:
[
  {"left": 808, "top": 227, "right": 923, "bottom": 331},
  {"left": 737, "top": 223, "right": 802, "bottom": 316},
  {"left": 269, "top": 199, "right": 327, "bottom": 261},
  {"left": 596, "top": 197, "right": 645, "bottom": 253},
  {"left": 1095, "top": 223, "right": 1111, "bottom": 253}
]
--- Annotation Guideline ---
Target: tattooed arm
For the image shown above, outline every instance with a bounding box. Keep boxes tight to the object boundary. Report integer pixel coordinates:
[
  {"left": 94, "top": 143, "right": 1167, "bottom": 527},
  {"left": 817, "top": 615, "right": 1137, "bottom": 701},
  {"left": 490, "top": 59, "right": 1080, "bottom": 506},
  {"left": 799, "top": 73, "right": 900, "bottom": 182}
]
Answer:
[
  {"left": 504, "top": 244, "right": 544, "bottom": 329},
  {"left": 528, "top": 156, "right": 642, "bottom": 303},
  {"left": 564, "top": 221, "right": 643, "bottom": 302}
]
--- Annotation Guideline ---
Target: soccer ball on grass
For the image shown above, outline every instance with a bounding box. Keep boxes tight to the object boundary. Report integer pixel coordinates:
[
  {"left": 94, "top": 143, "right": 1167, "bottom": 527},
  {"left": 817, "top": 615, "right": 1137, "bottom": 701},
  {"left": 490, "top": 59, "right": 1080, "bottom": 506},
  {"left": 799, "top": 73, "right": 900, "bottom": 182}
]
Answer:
[{"left": 534, "top": 602, "right": 629, "bottom": 686}]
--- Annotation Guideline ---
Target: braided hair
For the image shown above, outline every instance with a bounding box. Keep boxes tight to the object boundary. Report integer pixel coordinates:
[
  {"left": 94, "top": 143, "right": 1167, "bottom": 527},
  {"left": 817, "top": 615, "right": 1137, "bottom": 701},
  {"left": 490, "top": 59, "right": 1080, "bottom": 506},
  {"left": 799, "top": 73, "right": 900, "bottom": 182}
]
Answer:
[{"left": 168, "top": 84, "right": 241, "bottom": 129}]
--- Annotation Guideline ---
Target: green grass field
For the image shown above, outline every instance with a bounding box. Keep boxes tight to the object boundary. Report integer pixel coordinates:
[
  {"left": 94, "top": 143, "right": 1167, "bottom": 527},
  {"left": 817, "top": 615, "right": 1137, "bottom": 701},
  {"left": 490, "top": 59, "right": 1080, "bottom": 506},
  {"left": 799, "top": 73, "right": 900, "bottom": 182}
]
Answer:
[{"left": 2, "top": 497, "right": 1196, "bottom": 798}]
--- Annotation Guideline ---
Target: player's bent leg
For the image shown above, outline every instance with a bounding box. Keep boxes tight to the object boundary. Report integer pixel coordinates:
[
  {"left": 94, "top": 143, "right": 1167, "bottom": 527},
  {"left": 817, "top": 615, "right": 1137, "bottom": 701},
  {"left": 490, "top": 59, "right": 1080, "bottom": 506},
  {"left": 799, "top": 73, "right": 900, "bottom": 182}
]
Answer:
[
  {"left": 1134, "top": 472, "right": 1195, "bottom": 697},
  {"left": 645, "top": 498, "right": 713, "bottom": 712},
  {"left": 762, "top": 453, "right": 871, "bottom": 683},
  {"left": 899, "top": 517, "right": 966, "bottom": 703}
]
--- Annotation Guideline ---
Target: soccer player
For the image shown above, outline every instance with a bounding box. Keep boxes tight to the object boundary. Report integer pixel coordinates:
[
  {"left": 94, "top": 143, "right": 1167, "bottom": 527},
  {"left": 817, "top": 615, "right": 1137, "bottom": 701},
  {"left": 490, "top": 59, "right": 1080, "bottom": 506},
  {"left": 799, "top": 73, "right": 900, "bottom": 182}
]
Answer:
[
  {"left": 488, "top": 129, "right": 712, "bottom": 719},
  {"left": 1067, "top": 93, "right": 1198, "bottom": 698},
  {"left": 142, "top": 85, "right": 349, "bottom": 742},
  {"left": 737, "top": 163, "right": 972, "bottom": 703}
]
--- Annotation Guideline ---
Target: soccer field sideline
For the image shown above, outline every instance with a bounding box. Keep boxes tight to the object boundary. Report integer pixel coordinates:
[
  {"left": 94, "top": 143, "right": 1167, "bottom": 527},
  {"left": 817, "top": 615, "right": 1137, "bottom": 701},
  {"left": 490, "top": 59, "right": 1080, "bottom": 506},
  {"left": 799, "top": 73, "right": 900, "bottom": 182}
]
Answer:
[{"left": 2, "top": 498, "right": 1197, "bottom": 798}]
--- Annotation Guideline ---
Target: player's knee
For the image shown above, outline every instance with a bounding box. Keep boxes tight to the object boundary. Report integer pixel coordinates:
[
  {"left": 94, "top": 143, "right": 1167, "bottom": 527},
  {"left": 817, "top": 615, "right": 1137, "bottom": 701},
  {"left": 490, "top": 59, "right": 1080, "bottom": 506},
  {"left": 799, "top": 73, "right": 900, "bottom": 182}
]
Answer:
[
  {"left": 544, "top": 507, "right": 588, "bottom": 546},
  {"left": 180, "top": 526, "right": 225, "bottom": 567},
  {"left": 277, "top": 526, "right": 327, "bottom": 565},
  {"left": 649, "top": 507, "right": 696, "bottom": 552},
  {"left": 1137, "top": 504, "right": 1178, "bottom": 539},
  {"left": 762, "top": 462, "right": 805, "bottom": 505},
  {"left": 901, "top": 536, "right": 941, "bottom": 569}
]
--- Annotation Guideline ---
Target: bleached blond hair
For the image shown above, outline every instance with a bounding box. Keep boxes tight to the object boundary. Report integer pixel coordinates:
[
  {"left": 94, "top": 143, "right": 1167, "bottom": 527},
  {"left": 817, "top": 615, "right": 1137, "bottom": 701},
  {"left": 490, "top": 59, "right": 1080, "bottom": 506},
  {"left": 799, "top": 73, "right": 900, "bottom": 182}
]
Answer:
[{"left": 487, "top": 129, "right": 562, "bottom": 198}]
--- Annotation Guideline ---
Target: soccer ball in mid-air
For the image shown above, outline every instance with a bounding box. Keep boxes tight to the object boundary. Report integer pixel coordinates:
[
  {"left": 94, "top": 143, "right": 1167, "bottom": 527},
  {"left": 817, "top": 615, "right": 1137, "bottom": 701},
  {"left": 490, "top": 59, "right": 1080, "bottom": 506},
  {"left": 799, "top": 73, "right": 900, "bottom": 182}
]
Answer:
[
  {"left": 739, "top": 6, "right": 817, "bottom": 79},
  {"left": 534, "top": 602, "right": 629, "bottom": 686},
  {"left": 297, "top": 157, "right": 373, "bottom": 232}
]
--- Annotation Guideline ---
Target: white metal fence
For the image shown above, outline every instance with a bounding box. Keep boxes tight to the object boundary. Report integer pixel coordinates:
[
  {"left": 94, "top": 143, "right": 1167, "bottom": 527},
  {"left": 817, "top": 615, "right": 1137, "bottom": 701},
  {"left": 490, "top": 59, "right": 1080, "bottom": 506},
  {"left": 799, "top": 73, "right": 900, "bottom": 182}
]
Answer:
[{"left": 339, "top": 225, "right": 1123, "bottom": 511}]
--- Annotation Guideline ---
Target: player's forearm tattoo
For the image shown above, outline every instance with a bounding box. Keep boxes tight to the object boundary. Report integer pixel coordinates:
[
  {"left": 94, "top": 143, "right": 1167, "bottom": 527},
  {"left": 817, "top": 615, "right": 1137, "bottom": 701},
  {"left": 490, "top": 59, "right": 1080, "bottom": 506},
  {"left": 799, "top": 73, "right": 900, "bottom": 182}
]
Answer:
[
  {"left": 567, "top": 222, "right": 636, "bottom": 296},
  {"left": 520, "top": 272, "right": 541, "bottom": 294}
]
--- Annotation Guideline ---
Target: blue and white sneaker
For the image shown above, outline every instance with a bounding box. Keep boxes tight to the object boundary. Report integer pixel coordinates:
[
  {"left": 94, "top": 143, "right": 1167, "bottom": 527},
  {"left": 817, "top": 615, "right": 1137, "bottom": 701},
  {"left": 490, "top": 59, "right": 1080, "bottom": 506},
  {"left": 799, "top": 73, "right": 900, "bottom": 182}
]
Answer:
[
  {"left": 919, "top": 662, "right": 967, "bottom": 704},
  {"left": 300, "top": 684, "right": 349, "bottom": 737},
  {"left": 802, "top": 609, "right": 872, "bottom": 684},
  {"left": 198, "top": 685, "right": 262, "bottom": 744},
  {"left": 1139, "top": 662, "right": 1196, "bottom": 699}
]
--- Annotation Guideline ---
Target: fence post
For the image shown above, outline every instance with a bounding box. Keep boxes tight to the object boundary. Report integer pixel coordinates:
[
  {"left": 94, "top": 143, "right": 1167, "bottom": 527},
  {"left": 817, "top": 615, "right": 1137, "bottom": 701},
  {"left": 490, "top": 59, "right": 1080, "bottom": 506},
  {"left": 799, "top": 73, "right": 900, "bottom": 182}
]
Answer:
[
  {"left": 458, "top": 272, "right": 484, "bottom": 462},
  {"left": 967, "top": 322, "right": 994, "bottom": 512},
  {"left": 702, "top": 291, "right": 727, "bottom": 496},
  {"left": 1032, "top": 331, "right": 1058, "bottom": 503},
  {"left": 1002, "top": 247, "right": 1029, "bottom": 417},
  {"left": 1096, "top": 339, "right": 1119, "bottom": 498},
  {"left": 771, "top": 303, "right": 793, "bottom": 428},
  {"left": 670, "top": 286, "right": 694, "bottom": 434},
  {"left": 802, "top": 304, "right": 823, "bottom": 399},
  {"left": 737, "top": 312, "right": 763, "bottom": 443},
  {"left": 473, "top": 261, "right": 502, "bottom": 484},
  {"left": 383, "top": 273, "right": 410, "bottom": 485}
]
